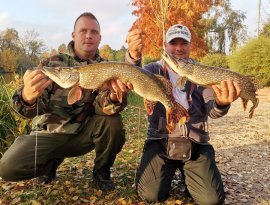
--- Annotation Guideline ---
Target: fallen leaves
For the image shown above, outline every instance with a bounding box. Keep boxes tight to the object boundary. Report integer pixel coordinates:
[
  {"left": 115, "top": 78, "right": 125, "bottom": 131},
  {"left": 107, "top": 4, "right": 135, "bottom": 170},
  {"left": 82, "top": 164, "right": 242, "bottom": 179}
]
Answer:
[{"left": 0, "top": 101, "right": 270, "bottom": 204}]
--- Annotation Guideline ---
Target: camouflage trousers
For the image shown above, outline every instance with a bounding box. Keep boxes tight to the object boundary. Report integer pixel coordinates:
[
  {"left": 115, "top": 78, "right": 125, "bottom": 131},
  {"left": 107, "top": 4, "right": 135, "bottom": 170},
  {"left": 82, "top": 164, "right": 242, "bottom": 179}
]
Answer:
[{"left": 0, "top": 114, "right": 125, "bottom": 181}]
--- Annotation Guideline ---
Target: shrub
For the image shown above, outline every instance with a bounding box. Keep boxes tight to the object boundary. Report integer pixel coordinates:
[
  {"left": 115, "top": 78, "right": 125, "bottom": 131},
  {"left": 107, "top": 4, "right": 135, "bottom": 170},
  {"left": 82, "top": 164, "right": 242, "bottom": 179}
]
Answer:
[
  {"left": 0, "top": 77, "right": 30, "bottom": 156},
  {"left": 199, "top": 53, "right": 229, "bottom": 68},
  {"left": 228, "top": 36, "right": 270, "bottom": 86}
]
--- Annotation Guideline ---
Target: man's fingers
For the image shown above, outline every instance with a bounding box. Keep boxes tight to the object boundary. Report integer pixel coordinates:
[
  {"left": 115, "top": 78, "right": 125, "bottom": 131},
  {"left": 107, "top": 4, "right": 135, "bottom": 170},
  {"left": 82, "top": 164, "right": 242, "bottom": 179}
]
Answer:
[
  {"left": 233, "top": 81, "right": 241, "bottom": 96},
  {"left": 126, "top": 29, "right": 144, "bottom": 41},
  {"left": 221, "top": 81, "right": 229, "bottom": 98},
  {"left": 212, "top": 84, "right": 221, "bottom": 97},
  {"left": 226, "top": 80, "right": 236, "bottom": 101}
]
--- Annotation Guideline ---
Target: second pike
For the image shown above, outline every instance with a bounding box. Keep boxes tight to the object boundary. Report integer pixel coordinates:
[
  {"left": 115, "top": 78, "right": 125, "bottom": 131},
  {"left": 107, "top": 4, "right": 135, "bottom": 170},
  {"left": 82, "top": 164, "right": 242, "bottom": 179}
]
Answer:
[
  {"left": 162, "top": 51, "right": 262, "bottom": 118},
  {"left": 41, "top": 62, "right": 189, "bottom": 132}
]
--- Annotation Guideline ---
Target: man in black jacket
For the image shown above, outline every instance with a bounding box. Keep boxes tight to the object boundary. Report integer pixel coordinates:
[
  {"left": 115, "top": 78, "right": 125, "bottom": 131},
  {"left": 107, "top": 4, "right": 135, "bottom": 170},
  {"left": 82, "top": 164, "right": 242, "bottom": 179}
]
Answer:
[{"left": 127, "top": 24, "right": 241, "bottom": 205}]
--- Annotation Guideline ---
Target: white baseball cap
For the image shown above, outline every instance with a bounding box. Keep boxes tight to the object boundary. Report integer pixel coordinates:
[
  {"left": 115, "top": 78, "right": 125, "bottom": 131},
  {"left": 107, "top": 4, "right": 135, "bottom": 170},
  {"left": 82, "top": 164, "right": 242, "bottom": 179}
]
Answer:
[{"left": 165, "top": 24, "right": 191, "bottom": 43}]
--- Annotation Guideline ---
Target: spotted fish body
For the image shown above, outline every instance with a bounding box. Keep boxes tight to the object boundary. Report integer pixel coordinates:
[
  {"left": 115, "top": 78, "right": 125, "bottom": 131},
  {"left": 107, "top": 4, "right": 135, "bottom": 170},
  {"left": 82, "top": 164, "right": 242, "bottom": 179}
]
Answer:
[
  {"left": 162, "top": 51, "right": 262, "bottom": 118},
  {"left": 41, "top": 62, "right": 189, "bottom": 132}
]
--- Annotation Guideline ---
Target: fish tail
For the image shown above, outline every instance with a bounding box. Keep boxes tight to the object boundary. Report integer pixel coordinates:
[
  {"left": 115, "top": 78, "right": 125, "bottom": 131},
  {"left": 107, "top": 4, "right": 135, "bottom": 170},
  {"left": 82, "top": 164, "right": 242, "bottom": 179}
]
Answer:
[{"left": 241, "top": 98, "right": 248, "bottom": 111}]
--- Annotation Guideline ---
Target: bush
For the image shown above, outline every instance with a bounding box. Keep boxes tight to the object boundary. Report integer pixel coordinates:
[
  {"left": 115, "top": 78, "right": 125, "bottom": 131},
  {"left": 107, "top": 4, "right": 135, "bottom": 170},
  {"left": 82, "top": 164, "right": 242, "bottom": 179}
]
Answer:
[
  {"left": 228, "top": 36, "right": 270, "bottom": 86},
  {"left": 199, "top": 53, "right": 229, "bottom": 68},
  {"left": 142, "top": 56, "right": 159, "bottom": 66},
  {"left": 0, "top": 77, "right": 30, "bottom": 156}
]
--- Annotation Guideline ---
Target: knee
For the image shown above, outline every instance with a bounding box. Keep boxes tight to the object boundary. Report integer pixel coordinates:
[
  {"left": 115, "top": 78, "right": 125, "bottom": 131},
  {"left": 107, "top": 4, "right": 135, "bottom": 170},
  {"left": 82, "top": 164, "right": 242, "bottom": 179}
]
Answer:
[
  {"left": 105, "top": 115, "right": 125, "bottom": 139},
  {"left": 195, "top": 192, "right": 225, "bottom": 205},
  {"left": 0, "top": 159, "right": 16, "bottom": 181},
  {"left": 136, "top": 182, "right": 167, "bottom": 202}
]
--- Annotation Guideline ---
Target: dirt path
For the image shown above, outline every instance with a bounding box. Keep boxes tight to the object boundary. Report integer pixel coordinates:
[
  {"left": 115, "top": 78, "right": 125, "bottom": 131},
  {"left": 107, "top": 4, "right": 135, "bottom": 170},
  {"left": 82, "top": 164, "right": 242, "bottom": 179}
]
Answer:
[{"left": 209, "top": 99, "right": 270, "bottom": 205}]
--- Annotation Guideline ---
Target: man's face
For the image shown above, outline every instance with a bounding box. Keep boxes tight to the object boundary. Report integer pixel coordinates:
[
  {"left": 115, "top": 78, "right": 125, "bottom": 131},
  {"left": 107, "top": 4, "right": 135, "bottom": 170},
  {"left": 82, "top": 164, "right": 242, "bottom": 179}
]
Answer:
[
  {"left": 72, "top": 16, "right": 101, "bottom": 59},
  {"left": 164, "top": 38, "right": 190, "bottom": 59}
]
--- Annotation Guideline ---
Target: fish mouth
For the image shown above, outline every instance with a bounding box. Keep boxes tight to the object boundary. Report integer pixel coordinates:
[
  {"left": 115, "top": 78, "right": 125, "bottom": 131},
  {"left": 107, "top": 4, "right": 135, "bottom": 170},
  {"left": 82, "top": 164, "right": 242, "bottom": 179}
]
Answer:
[
  {"left": 41, "top": 66, "right": 78, "bottom": 89},
  {"left": 162, "top": 50, "right": 179, "bottom": 69}
]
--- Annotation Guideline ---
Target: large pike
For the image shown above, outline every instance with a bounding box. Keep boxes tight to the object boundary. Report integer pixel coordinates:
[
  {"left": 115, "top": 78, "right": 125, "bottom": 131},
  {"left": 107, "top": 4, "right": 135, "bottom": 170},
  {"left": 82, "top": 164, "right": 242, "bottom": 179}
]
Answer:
[
  {"left": 162, "top": 51, "right": 262, "bottom": 118},
  {"left": 41, "top": 62, "right": 189, "bottom": 132}
]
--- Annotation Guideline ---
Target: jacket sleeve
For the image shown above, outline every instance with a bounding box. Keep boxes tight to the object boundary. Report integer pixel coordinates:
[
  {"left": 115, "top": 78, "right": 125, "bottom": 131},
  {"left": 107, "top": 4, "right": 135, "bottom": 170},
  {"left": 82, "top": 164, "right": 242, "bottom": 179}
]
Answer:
[
  {"left": 125, "top": 50, "right": 142, "bottom": 67},
  {"left": 202, "top": 87, "right": 231, "bottom": 119},
  {"left": 10, "top": 83, "right": 52, "bottom": 119},
  {"left": 93, "top": 89, "right": 127, "bottom": 115},
  {"left": 9, "top": 58, "right": 67, "bottom": 119}
]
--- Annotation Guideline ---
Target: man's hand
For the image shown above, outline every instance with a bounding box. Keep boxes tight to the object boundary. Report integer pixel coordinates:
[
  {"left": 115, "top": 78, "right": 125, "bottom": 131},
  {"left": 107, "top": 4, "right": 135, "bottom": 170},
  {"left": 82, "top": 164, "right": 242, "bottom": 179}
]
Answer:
[
  {"left": 107, "top": 80, "right": 133, "bottom": 102},
  {"left": 22, "top": 68, "right": 53, "bottom": 105},
  {"left": 212, "top": 80, "right": 241, "bottom": 106},
  {"left": 126, "top": 29, "right": 144, "bottom": 60},
  {"left": 256, "top": 87, "right": 270, "bottom": 103}
]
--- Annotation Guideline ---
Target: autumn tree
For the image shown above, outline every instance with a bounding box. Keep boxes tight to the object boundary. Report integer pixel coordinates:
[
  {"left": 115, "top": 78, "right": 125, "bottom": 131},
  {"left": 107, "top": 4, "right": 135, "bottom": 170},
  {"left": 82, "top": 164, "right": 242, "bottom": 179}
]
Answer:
[
  {"left": 0, "top": 48, "right": 18, "bottom": 72},
  {"left": 0, "top": 28, "right": 20, "bottom": 53},
  {"left": 130, "top": 0, "right": 219, "bottom": 58},
  {"left": 260, "top": 18, "right": 270, "bottom": 37},
  {"left": 115, "top": 46, "right": 127, "bottom": 62},
  {"left": 199, "top": 0, "right": 246, "bottom": 54},
  {"left": 99, "top": 44, "right": 114, "bottom": 60},
  {"left": 58, "top": 43, "right": 67, "bottom": 53},
  {"left": 18, "top": 30, "right": 46, "bottom": 68}
]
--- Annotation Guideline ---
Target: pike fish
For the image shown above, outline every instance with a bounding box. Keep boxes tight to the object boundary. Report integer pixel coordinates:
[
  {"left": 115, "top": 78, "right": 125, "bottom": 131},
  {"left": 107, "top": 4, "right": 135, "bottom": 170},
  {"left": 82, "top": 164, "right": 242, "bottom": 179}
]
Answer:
[
  {"left": 41, "top": 62, "right": 189, "bottom": 132},
  {"left": 162, "top": 51, "right": 262, "bottom": 118}
]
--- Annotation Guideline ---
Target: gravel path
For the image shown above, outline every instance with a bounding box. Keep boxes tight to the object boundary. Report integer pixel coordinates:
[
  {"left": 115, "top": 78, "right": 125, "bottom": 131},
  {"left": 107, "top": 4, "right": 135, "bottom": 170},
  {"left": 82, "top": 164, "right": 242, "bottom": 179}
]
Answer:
[{"left": 209, "top": 99, "right": 270, "bottom": 205}]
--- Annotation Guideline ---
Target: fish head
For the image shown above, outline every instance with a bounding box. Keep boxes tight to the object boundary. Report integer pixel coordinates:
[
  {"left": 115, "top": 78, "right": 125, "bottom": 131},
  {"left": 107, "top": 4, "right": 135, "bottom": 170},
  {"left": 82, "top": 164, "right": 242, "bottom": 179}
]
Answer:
[
  {"left": 161, "top": 50, "right": 191, "bottom": 76},
  {"left": 41, "top": 66, "right": 79, "bottom": 88}
]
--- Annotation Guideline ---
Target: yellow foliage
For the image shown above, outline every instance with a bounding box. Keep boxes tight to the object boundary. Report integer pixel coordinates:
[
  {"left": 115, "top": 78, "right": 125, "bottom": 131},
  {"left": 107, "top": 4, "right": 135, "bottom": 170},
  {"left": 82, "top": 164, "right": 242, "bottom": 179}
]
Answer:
[
  {"left": 0, "top": 48, "right": 18, "bottom": 72},
  {"left": 130, "top": 0, "right": 213, "bottom": 58}
]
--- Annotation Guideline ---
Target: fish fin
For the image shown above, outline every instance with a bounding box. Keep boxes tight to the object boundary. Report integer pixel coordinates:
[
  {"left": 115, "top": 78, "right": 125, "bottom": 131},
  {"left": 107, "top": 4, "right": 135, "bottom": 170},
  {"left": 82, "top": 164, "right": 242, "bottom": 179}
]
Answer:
[
  {"left": 241, "top": 97, "right": 248, "bottom": 111},
  {"left": 144, "top": 99, "right": 156, "bottom": 115},
  {"left": 178, "top": 116, "right": 187, "bottom": 125},
  {"left": 248, "top": 98, "right": 259, "bottom": 118},
  {"left": 173, "top": 77, "right": 187, "bottom": 89},
  {"left": 180, "top": 77, "right": 187, "bottom": 89},
  {"left": 68, "top": 86, "right": 82, "bottom": 105},
  {"left": 102, "top": 106, "right": 115, "bottom": 115}
]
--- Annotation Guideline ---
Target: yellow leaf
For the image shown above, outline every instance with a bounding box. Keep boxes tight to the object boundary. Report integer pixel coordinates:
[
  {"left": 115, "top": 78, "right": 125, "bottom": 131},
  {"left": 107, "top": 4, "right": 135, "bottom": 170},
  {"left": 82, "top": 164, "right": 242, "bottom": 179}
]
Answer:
[
  {"left": 80, "top": 198, "right": 90, "bottom": 203},
  {"left": 175, "top": 200, "right": 183, "bottom": 205},
  {"left": 31, "top": 200, "right": 41, "bottom": 205},
  {"left": 72, "top": 196, "right": 79, "bottom": 201}
]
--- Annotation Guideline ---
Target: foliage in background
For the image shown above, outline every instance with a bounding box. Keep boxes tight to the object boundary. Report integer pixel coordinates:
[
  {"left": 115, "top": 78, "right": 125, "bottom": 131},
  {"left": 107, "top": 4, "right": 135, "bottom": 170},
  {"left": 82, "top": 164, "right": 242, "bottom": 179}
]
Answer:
[
  {"left": 228, "top": 36, "right": 270, "bottom": 86},
  {"left": 0, "top": 28, "right": 45, "bottom": 73},
  {"left": 99, "top": 45, "right": 127, "bottom": 62},
  {"left": 130, "top": 0, "right": 246, "bottom": 58},
  {"left": 199, "top": 0, "right": 246, "bottom": 54},
  {"left": 0, "top": 48, "right": 19, "bottom": 72},
  {"left": 199, "top": 53, "right": 229, "bottom": 68},
  {"left": 142, "top": 55, "right": 159, "bottom": 66},
  {"left": 0, "top": 77, "right": 31, "bottom": 156},
  {"left": 130, "top": 0, "right": 217, "bottom": 58},
  {"left": 260, "top": 18, "right": 270, "bottom": 37}
]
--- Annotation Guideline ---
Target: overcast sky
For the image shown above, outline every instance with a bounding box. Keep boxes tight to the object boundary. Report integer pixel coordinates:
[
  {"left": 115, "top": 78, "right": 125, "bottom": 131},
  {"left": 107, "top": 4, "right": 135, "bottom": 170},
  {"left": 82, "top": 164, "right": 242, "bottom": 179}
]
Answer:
[{"left": 0, "top": 0, "right": 269, "bottom": 51}]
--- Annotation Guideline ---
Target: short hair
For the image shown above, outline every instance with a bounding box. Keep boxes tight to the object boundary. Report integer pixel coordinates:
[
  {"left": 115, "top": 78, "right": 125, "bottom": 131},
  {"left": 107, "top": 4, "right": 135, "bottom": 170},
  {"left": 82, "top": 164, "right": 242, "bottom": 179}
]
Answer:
[{"left": 73, "top": 12, "right": 100, "bottom": 31}]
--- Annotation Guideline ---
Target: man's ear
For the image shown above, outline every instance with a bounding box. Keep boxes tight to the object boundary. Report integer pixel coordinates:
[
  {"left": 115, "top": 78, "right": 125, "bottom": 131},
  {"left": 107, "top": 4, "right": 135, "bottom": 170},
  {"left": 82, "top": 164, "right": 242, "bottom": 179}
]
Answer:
[
  {"left": 99, "top": 34, "right": 102, "bottom": 43},
  {"left": 72, "top": 32, "right": 75, "bottom": 40}
]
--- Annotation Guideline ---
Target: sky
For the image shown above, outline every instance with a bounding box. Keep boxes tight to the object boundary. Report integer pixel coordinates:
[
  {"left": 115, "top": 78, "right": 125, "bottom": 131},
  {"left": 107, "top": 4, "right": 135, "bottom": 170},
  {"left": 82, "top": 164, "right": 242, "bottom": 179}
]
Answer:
[{"left": 0, "top": 0, "right": 269, "bottom": 51}]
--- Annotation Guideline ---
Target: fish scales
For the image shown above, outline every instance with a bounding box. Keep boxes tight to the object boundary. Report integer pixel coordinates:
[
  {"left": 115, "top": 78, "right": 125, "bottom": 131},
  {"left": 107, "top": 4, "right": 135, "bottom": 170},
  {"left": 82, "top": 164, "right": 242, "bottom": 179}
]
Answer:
[
  {"left": 41, "top": 62, "right": 189, "bottom": 122},
  {"left": 52, "top": 62, "right": 172, "bottom": 111},
  {"left": 162, "top": 51, "right": 262, "bottom": 118}
]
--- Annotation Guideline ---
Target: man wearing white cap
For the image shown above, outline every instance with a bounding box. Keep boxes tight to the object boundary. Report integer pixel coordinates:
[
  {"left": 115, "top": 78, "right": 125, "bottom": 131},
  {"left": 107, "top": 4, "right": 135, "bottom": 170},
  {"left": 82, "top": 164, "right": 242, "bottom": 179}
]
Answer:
[{"left": 127, "top": 24, "right": 241, "bottom": 204}]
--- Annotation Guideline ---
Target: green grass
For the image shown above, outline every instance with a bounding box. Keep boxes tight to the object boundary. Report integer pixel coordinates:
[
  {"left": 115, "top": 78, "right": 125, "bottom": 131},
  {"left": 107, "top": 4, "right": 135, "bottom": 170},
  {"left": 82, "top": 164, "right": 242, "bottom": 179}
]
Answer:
[
  {"left": 0, "top": 84, "right": 194, "bottom": 204},
  {"left": 0, "top": 77, "right": 31, "bottom": 156}
]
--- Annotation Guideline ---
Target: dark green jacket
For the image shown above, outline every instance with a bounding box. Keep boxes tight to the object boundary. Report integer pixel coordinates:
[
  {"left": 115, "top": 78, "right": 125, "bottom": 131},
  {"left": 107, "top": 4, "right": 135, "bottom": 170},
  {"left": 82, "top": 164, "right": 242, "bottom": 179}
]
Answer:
[{"left": 11, "top": 41, "right": 128, "bottom": 134}]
